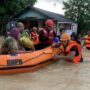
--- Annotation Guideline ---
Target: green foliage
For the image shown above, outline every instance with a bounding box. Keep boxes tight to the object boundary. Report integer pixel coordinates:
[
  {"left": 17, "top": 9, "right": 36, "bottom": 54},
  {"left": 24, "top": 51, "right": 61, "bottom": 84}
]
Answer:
[
  {"left": 63, "top": 0, "right": 90, "bottom": 34},
  {"left": 0, "top": 0, "right": 37, "bottom": 35},
  {"left": 0, "top": 0, "right": 37, "bottom": 16}
]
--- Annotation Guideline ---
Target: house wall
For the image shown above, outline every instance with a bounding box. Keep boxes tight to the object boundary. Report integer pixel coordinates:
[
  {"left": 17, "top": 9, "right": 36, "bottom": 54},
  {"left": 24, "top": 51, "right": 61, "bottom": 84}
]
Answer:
[
  {"left": 71, "top": 23, "right": 78, "bottom": 33},
  {"left": 56, "top": 22, "right": 77, "bottom": 35},
  {"left": 17, "top": 9, "right": 77, "bottom": 35}
]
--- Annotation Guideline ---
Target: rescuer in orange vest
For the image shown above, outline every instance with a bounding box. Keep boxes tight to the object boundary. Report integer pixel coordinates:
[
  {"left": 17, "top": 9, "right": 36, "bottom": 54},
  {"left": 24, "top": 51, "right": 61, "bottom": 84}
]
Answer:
[
  {"left": 53, "top": 33, "right": 83, "bottom": 63},
  {"left": 84, "top": 31, "right": 90, "bottom": 49},
  {"left": 39, "top": 19, "right": 56, "bottom": 45},
  {"left": 30, "top": 27, "right": 39, "bottom": 44},
  {"left": 38, "top": 19, "right": 56, "bottom": 49}
]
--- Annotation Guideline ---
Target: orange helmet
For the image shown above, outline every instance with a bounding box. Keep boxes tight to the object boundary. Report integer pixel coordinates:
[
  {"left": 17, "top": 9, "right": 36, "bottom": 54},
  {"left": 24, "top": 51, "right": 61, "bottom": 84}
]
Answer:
[
  {"left": 60, "top": 33, "right": 70, "bottom": 41},
  {"left": 45, "top": 19, "right": 54, "bottom": 27}
]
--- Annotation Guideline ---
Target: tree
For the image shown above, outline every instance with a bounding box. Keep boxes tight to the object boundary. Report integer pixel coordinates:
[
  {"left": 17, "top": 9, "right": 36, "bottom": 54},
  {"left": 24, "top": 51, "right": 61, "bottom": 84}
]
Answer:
[
  {"left": 0, "top": 0, "right": 37, "bottom": 35},
  {"left": 63, "top": 0, "right": 90, "bottom": 34}
]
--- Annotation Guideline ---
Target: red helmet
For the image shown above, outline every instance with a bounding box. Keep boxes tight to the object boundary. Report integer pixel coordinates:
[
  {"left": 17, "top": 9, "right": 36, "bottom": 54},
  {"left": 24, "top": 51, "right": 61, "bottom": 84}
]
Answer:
[{"left": 45, "top": 19, "right": 54, "bottom": 27}]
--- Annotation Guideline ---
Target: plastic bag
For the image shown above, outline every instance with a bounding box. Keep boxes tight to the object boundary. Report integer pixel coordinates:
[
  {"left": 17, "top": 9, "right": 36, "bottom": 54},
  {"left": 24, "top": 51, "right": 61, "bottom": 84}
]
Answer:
[{"left": 19, "top": 36, "right": 33, "bottom": 48}]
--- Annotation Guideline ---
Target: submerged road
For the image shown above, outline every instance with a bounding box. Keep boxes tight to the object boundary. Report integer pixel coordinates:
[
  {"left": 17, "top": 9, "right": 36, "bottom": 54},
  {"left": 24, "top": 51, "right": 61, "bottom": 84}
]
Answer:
[{"left": 0, "top": 48, "right": 90, "bottom": 90}]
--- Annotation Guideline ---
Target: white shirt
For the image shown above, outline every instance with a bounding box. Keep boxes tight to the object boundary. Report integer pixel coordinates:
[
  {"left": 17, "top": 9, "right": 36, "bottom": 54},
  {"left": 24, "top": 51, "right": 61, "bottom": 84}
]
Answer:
[{"left": 65, "top": 29, "right": 72, "bottom": 36}]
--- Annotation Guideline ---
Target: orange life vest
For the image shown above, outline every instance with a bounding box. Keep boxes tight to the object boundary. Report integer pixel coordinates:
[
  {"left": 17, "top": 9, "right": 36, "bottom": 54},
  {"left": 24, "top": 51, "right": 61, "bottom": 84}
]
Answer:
[
  {"left": 41, "top": 28, "right": 54, "bottom": 44},
  {"left": 65, "top": 41, "right": 81, "bottom": 64},
  {"left": 30, "top": 31, "right": 39, "bottom": 44},
  {"left": 84, "top": 35, "right": 90, "bottom": 48}
]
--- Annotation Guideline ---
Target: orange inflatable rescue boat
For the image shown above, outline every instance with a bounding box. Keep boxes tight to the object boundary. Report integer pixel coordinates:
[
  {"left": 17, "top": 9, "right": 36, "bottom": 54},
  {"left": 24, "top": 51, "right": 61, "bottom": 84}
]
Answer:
[{"left": 0, "top": 46, "right": 61, "bottom": 74}]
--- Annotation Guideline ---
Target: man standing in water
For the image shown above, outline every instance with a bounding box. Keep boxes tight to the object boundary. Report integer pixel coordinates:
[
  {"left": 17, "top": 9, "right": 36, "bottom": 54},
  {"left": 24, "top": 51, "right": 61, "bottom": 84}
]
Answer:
[{"left": 53, "top": 33, "right": 83, "bottom": 63}]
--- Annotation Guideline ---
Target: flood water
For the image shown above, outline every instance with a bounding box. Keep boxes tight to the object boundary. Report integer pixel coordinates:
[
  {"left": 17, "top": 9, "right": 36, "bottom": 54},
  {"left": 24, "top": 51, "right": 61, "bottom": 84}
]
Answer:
[{"left": 0, "top": 48, "right": 90, "bottom": 90}]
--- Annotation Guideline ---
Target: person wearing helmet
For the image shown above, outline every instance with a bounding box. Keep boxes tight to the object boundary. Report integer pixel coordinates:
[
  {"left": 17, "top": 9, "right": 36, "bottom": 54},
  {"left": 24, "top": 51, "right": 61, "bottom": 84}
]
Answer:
[
  {"left": 84, "top": 30, "right": 90, "bottom": 49},
  {"left": 38, "top": 19, "right": 56, "bottom": 49},
  {"left": 52, "top": 33, "right": 83, "bottom": 63}
]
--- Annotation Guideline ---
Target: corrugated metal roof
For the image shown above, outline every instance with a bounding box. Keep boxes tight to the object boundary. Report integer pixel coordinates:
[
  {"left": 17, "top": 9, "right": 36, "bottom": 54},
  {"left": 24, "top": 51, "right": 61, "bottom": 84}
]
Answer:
[{"left": 16, "top": 6, "right": 77, "bottom": 24}]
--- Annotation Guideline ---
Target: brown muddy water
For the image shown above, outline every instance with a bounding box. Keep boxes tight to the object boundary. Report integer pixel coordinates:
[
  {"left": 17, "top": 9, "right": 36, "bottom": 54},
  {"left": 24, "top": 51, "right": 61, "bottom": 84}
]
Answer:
[{"left": 0, "top": 37, "right": 90, "bottom": 90}]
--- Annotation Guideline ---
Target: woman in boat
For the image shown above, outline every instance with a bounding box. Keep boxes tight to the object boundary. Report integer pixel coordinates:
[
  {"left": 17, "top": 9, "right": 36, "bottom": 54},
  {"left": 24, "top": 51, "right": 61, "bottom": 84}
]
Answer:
[
  {"left": 0, "top": 36, "right": 33, "bottom": 54},
  {"left": 9, "top": 27, "right": 25, "bottom": 50},
  {"left": 1, "top": 36, "right": 19, "bottom": 54},
  {"left": 17, "top": 22, "right": 35, "bottom": 51}
]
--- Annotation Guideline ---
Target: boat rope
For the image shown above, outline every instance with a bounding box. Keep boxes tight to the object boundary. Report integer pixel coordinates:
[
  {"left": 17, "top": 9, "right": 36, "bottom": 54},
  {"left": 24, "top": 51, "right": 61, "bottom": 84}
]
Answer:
[
  {"left": 0, "top": 50, "right": 53, "bottom": 66},
  {"left": 22, "top": 51, "right": 53, "bottom": 64}
]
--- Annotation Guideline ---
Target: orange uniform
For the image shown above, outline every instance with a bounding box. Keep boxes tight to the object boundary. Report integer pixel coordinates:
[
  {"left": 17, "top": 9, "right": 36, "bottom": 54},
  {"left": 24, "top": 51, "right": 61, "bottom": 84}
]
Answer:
[{"left": 84, "top": 35, "right": 90, "bottom": 49}]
